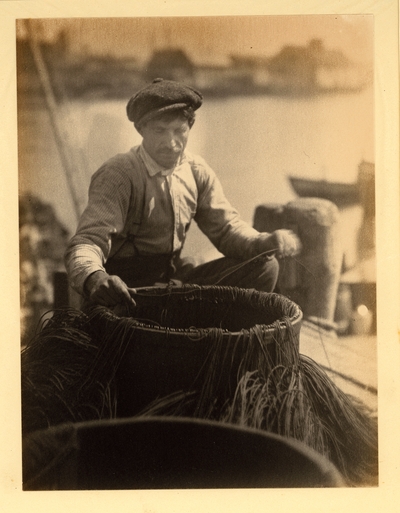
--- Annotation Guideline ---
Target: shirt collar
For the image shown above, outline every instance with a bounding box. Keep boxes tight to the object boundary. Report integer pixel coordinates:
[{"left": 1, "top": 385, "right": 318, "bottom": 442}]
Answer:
[{"left": 138, "top": 144, "right": 187, "bottom": 177}]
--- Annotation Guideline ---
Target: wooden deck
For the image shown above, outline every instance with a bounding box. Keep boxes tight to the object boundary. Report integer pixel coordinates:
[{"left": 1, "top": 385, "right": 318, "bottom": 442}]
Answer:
[{"left": 299, "top": 320, "right": 377, "bottom": 414}]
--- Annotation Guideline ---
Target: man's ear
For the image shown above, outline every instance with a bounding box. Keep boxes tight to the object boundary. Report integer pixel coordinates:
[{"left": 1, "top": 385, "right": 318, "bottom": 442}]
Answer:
[{"left": 134, "top": 123, "right": 143, "bottom": 136}]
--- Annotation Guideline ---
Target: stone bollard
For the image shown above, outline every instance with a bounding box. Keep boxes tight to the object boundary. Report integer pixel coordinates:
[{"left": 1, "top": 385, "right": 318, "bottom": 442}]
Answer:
[{"left": 254, "top": 198, "right": 343, "bottom": 324}]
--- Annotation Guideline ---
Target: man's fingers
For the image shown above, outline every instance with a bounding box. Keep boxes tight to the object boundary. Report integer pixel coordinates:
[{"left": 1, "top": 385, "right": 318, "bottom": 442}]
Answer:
[
  {"left": 90, "top": 290, "right": 118, "bottom": 306},
  {"left": 126, "top": 288, "right": 137, "bottom": 306},
  {"left": 110, "top": 280, "right": 136, "bottom": 305},
  {"left": 120, "top": 286, "right": 136, "bottom": 306},
  {"left": 90, "top": 276, "right": 135, "bottom": 307},
  {"left": 274, "top": 230, "right": 301, "bottom": 258},
  {"left": 91, "top": 288, "right": 121, "bottom": 306},
  {"left": 127, "top": 287, "right": 137, "bottom": 298}
]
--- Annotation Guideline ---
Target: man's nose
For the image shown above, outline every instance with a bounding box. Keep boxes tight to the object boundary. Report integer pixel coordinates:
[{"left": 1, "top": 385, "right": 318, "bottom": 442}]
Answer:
[{"left": 163, "top": 131, "right": 179, "bottom": 149}]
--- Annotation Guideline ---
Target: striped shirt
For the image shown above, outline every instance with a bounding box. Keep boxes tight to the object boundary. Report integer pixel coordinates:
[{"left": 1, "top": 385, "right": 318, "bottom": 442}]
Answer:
[{"left": 64, "top": 144, "right": 270, "bottom": 295}]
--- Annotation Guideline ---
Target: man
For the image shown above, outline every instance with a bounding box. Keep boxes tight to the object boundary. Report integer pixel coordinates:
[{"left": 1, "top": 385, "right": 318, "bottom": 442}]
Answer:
[{"left": 64, "top": 79, "right": 300, "bottom": 309}]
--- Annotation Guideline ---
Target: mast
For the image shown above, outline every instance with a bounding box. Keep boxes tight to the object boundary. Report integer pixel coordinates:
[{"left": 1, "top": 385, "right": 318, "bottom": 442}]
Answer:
[{"left": 24, "top": 19, "right": 82, "bottom": 224}]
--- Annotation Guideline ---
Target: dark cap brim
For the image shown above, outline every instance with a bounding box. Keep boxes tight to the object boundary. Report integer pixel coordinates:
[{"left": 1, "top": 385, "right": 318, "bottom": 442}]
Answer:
[{"left": 135, "top": 102, "right": 191, "bottom": 127}]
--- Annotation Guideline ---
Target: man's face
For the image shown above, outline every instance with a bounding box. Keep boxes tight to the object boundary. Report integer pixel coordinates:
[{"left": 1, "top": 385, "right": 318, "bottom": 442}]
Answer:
[{"left": 139, "top": 115, "right": 191, "bottom": 169}]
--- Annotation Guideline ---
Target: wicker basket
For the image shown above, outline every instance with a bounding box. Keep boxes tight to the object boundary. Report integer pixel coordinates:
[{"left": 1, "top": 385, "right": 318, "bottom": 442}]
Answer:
[
  {"left": 22, "top": 286, "right": 378, "bottom": 487},
  {"left": 87, "top": 285, "right": 303, "bottom": 416}
]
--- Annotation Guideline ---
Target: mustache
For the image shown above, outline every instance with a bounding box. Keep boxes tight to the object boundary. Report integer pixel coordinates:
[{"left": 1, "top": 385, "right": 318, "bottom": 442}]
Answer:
[{"left": 157, "top": 148, "right": 182, "bottom": 154}]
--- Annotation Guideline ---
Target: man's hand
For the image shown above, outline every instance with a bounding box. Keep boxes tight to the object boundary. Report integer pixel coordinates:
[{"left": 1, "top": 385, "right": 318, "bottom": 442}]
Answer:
[
  {"left": 262, "top": 229, "right": 302, "bottom": 259},
  {"left": 84, "top": 271, "right": 136, "bottom": 308}
]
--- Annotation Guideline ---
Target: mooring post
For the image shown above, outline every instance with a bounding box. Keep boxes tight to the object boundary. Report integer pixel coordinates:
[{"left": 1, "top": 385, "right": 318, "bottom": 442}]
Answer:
[
  {"left": 53, "top": 271, "right": 82, "bottom": 310},
  {"left": 53, "top": 271, "right": 70, "bottom": 309},
  {"left": 254, "top": 198, "right": 343, "bottom": 324},
  {"left": 357, "top": 161, "right": 375, "bottom": 260}
]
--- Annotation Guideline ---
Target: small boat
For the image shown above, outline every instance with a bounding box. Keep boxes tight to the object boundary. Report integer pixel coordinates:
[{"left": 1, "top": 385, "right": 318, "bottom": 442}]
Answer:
[{"left": 289, "top": 176, "right": 359, "bottom": 206}]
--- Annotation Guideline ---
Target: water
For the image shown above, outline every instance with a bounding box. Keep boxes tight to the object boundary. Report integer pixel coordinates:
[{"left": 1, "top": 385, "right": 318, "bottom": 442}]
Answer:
[{"left": 18, "top": 87, "right": 373, "bottom": 261}]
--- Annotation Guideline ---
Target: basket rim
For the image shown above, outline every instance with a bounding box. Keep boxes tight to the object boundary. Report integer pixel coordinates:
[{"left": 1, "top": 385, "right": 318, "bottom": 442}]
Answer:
[{"left": 92, "top": 286, "right": 303, "bottom": 338}]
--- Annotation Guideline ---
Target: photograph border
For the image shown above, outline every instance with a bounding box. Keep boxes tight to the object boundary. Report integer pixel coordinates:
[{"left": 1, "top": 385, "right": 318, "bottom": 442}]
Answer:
[{"left": 1, "top": 1, "right": 399, "bottom": 512}]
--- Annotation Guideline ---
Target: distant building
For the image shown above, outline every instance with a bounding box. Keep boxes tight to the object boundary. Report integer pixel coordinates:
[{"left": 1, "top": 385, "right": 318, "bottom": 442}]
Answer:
[
  {"left": 145, "top": 49, "right": 195, "bottom": 83},
  {"left": 17, "top": 30, "right": 370, "bottom": 100},
  {"left": 229, "top": 54, "right": 271, "bottom": 88},
  {"left": 266, "top": 39, "right": 367, "bottom": 94}
]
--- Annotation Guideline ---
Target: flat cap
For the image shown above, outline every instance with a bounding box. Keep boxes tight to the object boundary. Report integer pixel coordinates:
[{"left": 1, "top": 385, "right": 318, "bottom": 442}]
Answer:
[{"left": 126, "top": 78, "right": 203, "bottom": 126}]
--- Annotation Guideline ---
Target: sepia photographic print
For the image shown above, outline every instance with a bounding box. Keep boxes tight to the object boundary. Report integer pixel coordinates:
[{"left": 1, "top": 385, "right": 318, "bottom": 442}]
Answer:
[{"left": 1, "top": 1, "right": 399, "bottom": 512}]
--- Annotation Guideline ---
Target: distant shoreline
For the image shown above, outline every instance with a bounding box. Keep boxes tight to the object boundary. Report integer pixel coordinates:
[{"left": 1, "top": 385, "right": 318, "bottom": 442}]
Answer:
[{"left": 17, "top": 75, "right": 367, "bottom": 104}]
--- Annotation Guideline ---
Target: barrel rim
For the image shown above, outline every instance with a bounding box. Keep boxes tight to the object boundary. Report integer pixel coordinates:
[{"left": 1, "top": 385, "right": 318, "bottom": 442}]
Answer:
[{"left": 25, "top": 414, "right": 344, "bottom": 486}]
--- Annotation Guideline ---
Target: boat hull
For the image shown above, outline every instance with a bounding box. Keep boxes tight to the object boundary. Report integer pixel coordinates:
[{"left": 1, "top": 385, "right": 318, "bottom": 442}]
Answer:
[{"left": 289, "top": 176, "right": 359, "bottom": 206}]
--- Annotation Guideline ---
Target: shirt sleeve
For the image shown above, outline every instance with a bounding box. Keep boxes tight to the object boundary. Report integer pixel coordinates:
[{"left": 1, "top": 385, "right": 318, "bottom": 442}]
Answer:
[
  {"left": 64, "top": 159, "right": 133, "bottom": 295},
  {"left": 191, "top": 156, "right": 271, "bottom": 261}
]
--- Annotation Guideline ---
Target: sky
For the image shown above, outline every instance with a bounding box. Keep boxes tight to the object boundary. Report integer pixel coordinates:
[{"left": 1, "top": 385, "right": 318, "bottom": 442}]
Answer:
[{"left": 17, "top": 15, "right": 374, "bottom": 66}]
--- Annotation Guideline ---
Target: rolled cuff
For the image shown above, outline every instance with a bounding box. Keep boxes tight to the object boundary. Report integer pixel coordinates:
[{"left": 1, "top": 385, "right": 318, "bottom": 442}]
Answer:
[{"left": 64, "top": 243, "right": 106, "bottom": 296}]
